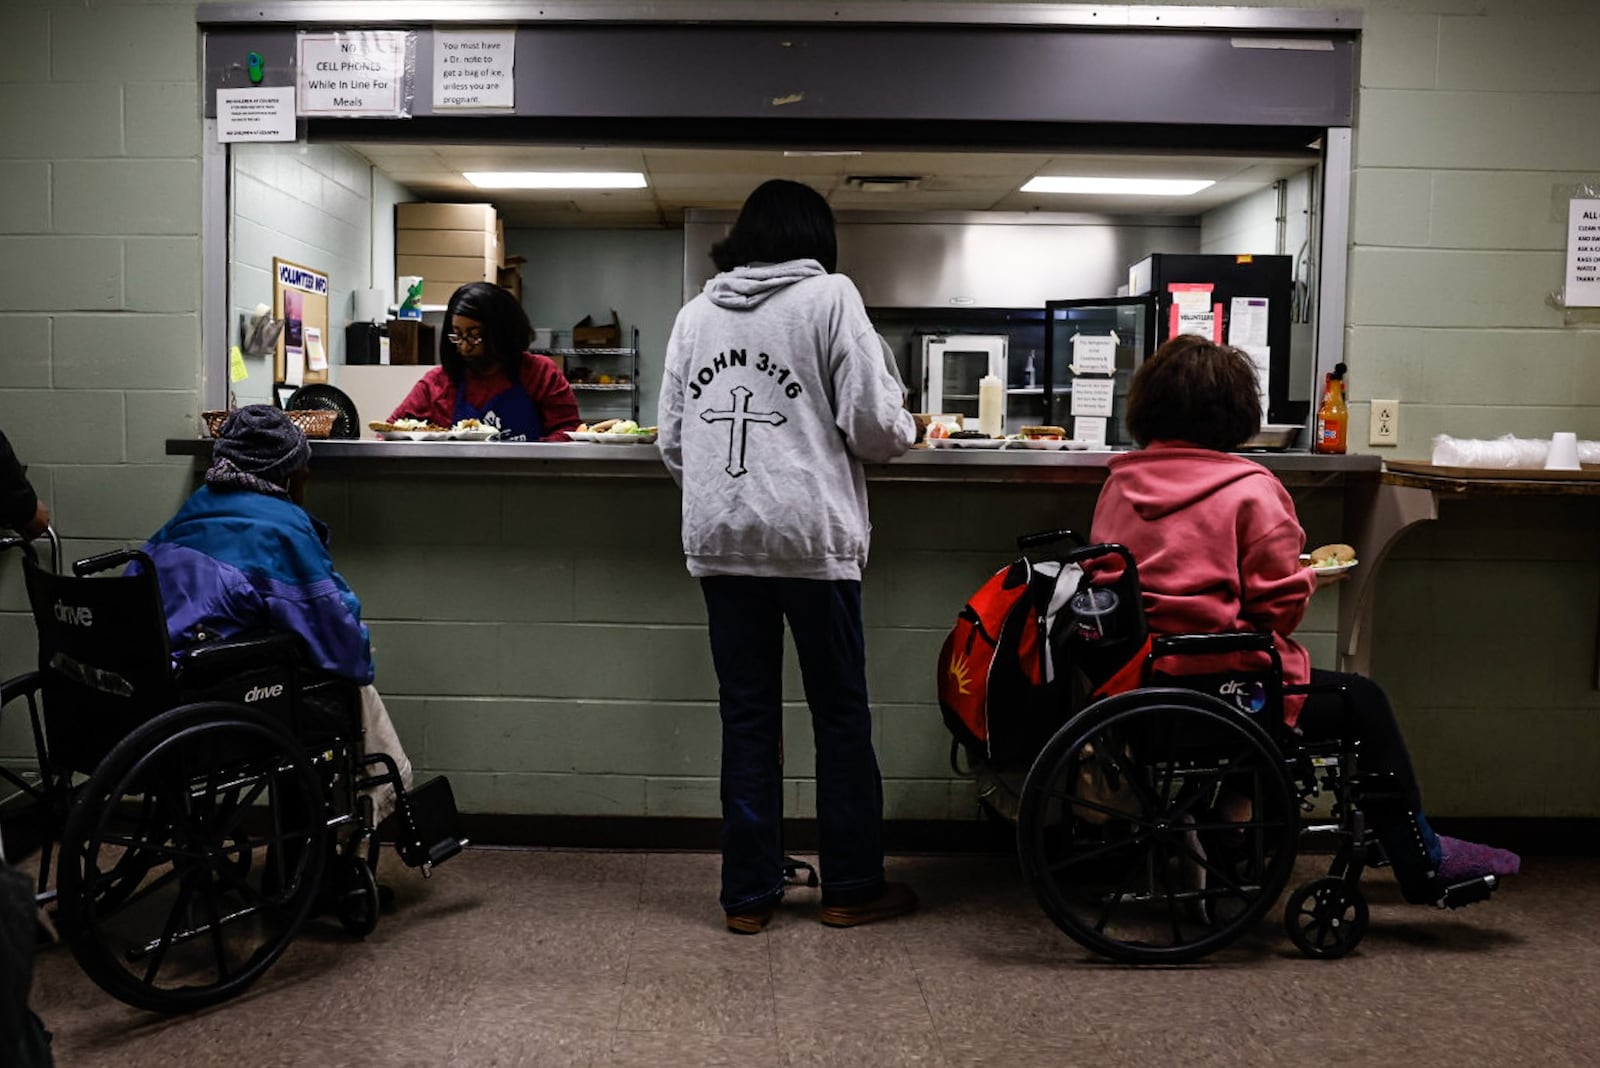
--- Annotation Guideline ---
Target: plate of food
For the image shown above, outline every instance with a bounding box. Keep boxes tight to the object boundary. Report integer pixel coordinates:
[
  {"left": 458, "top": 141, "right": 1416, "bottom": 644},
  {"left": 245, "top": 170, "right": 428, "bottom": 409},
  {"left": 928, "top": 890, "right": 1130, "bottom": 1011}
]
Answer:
[
  {"left": 569, "top": 419, "right": 658, "bottom": 444},
  {"left": 1303, "top": 543, "right": 1359, "bottom": 574},
  {"left": 370, "top": 419, "right": 451, "bottom": 441},
  {"left": 929, "top": 433, "right": 1005, "bottom": 449},
  {"left": 449, "top": 419, "right": 498, "bottom": 441}
]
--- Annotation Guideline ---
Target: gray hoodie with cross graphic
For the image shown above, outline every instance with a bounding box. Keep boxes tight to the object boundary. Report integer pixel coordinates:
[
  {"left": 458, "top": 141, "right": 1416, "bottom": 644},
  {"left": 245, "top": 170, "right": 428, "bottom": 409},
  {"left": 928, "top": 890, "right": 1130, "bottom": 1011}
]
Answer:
[{"left": 658, "top": 259, "right": 916, "bottom": 580}]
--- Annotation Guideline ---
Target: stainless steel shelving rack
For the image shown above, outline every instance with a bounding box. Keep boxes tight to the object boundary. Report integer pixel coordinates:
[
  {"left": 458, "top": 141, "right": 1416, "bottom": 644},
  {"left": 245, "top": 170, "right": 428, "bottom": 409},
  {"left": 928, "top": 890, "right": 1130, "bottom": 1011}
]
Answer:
[{"left": 538, "top": 326, "right": 641, "bottom": 423}]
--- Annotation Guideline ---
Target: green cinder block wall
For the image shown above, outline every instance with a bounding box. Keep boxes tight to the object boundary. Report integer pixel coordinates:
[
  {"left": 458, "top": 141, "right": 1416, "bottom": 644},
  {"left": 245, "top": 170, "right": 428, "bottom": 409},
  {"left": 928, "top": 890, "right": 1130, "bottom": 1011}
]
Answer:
[{"left": 2, "top": 0, "right": 1599, "bottom": 823}]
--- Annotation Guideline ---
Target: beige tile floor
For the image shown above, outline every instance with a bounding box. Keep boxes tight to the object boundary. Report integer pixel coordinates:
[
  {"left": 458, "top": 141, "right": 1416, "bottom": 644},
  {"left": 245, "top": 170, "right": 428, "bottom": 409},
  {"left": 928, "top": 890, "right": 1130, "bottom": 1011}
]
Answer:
[{"left": 27, "top": 848, "right": 1600, "bottom": 1067}]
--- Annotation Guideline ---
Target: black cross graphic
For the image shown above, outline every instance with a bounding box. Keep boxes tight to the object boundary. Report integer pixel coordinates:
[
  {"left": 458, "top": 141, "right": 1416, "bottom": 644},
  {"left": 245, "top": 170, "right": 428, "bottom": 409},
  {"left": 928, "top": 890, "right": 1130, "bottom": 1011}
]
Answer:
[{"left": 700, "top": 385, "right": 786, "bottom": 477}]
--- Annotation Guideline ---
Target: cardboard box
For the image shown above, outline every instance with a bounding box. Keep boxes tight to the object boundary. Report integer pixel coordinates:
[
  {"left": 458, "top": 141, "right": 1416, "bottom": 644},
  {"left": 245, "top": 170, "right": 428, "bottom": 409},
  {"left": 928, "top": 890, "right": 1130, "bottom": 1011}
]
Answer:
[
  {"left": 498, "top": 255, "right": 526, "bottom": 305},
  {"left": 396, "top": 202, "right": 497, "bottom": 232},
  {"left": 396, "top": 228, "right": 501, "bottom": 263},
  {"left": 396, "top": 254, "right": 497, "bottom": 285},
  {"left": 572, "top": 310, "right": 621, "bottom": 348}
]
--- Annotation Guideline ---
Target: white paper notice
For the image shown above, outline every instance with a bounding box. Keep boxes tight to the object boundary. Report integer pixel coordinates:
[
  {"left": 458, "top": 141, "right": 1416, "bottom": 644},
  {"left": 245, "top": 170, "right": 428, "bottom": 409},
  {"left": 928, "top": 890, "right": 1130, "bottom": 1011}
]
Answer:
[
  {"left": 217, "top": 87, "right": 297, "bottom": 142},
  {"left": 1228, "top": 297, "right": 1270, "bottom": 347},
  {"left": 297, "top": 31, "right": 410, "bottom": 117},
  {"left": 1565, "top": 198, "right": 1600, "bottom": 307},
  {"left": 1070, "top": 334, "right": 1117, "bottom": 375},
  {"left": 1070, "top": 377, "right": 1115, "bottom": 418},
  {"left": 284, "top": 346, "right": 305, "bottom": 388},
  {"left": 1241, "top": 344, "right": 1272, "bottom": 422},
  {"left": 1073, "top": 417, "right": 1108, "bottom": 446},
  {"left": 1177, "top": 307, "right": 1215, "bottom": 340},
  {"left": 305, "top": 327, "right": 327, "bottom": 371},
  {"left": 434, "top": 29, "right": 516, "bottom": 110}
]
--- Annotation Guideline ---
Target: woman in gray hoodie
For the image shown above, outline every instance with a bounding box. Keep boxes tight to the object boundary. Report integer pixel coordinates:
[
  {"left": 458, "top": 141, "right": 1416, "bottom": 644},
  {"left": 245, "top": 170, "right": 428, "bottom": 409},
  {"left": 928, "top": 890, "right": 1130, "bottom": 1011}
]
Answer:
[{"left": 659, "top": 180, "right": 920, "bottom": 934}]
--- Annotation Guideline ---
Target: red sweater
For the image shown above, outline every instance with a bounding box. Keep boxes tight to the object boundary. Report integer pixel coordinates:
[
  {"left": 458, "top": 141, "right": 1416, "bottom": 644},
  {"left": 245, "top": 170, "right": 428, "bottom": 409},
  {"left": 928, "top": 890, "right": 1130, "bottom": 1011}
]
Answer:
[
  {"left": 389, "top": 352, "right": 581, "bottom": 442},
  {"left": 1089, "top": 441, "right": 1318, "bottom": 725}
]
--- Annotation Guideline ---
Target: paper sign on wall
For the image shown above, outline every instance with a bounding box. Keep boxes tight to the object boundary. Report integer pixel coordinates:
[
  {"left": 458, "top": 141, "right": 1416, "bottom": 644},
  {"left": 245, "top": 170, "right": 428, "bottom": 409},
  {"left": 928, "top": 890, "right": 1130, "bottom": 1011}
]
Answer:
[
  {"left": 1073, "top": 417, "right": 1108, "bottom": 446},
  {"left": 297, "top": 30, "right": 413, "bottom": 117},
  {"left": 433, "top": 29, "right": 516, "bottom": 110},
  {"left": 1070, "top": 377, "right": 1115, "bottom": 418},
  {"left": 217, "top": 87, "right": 296, "bottom": 142},
  {"left": 1070, "top": 334, "right": 1117, "bottom": 375},
  {"left": 1228, "top": 297, "right": 1270, "bottom": 348},
  {"left": 1565, "top": 198, "right": 1600, "bottom": 307}
]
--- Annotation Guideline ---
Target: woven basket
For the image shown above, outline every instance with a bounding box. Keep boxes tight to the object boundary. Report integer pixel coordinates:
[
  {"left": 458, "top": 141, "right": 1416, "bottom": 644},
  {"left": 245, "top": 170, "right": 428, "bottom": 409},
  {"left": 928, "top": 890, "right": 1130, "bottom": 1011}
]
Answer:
[{"left": 203, "top": 409, "right": 338, "bottom": 439}]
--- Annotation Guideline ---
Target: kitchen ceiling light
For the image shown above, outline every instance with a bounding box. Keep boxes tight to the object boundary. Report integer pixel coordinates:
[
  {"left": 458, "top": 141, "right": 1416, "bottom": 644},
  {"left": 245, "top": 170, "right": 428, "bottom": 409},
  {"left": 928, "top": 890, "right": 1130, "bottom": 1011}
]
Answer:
[
  {"left": 463, "top": 171, "right": 648, "bottom": 189},
  {"left": 1020, "top": 176, "right": 1215, "bottom": 196}
]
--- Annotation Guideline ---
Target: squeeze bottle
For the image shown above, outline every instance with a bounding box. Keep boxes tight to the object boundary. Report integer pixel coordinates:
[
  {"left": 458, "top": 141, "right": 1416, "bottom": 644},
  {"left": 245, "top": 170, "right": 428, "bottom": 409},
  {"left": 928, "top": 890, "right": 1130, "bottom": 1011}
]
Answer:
[
  {"left": 978, "top": 374, "right": 1004, "bottom": 437},
  {"left": 1314, "top": 363, "right": 1348, "bottom": 455}
]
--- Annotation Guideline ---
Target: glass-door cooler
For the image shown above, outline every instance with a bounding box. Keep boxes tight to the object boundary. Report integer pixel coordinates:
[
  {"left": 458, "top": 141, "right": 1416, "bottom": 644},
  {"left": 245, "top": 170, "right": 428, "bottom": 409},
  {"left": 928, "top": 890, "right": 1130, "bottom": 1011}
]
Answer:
[
  {"left": 915, "top": 334, "right": 1008, "bottom": 426},
  {"left": 1043, "top": 297, "right": 1155, "bottom": 446}
]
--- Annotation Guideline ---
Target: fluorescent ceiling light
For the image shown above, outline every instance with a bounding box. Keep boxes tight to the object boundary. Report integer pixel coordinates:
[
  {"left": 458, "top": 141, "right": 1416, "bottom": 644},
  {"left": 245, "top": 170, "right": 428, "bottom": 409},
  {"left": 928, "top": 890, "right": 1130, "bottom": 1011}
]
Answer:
[
  {"left": 783, "top": 150, "right": 863, "bottom": 157},
  {"left": 1021, "top": 176, "right": 1216, "bottom": 196},
  {"left": 463, "top": 171, "right": 647, "bottom": 189}
]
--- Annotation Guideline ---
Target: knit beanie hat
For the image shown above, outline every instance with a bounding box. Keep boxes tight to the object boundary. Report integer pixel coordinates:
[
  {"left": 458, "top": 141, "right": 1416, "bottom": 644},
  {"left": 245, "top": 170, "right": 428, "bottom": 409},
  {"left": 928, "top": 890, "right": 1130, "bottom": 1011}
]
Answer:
[{"left": 211, "top": 405, "right": 310, "bottom": 484}]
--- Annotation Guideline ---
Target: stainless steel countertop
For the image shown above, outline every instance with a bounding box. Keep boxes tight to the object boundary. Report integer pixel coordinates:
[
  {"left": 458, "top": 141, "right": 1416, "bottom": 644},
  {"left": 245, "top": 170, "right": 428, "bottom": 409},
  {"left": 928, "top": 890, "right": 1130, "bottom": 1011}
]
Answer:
[{"left": 167, "top": 438, "right": 1381, "bottom": 485}]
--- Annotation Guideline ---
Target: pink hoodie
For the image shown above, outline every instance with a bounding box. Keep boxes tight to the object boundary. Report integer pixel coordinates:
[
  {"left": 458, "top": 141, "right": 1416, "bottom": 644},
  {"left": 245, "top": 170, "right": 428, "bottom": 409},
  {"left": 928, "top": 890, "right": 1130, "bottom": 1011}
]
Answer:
[{"left": 1089, "top": 441, "right": 1317, "bottom": 725}]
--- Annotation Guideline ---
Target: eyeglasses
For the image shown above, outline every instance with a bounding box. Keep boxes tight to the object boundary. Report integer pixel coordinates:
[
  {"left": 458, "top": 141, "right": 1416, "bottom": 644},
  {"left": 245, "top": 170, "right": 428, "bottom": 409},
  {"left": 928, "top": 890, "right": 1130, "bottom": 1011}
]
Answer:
[{"left": 446, "top": 331, "right": 484, "bottom": 346}]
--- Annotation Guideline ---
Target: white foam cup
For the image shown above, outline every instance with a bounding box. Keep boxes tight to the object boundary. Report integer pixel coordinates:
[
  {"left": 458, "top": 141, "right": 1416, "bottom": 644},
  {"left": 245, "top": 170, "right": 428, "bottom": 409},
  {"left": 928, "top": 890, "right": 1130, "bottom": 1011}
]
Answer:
[{"left": 1546, "top": 431, "right": 1580, "bottom": 471}]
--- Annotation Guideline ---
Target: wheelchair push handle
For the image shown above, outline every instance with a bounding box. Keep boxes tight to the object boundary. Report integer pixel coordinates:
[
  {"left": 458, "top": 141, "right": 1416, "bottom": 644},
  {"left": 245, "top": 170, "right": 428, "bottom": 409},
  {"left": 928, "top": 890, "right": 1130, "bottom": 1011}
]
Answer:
[
  {"left": 1063, "top": 541, "right": 1139, "bottom": 580},
  {"left": 73, "top": 547, "right": 154, "bottom": 577},
  {"left": 1152, "top": 632, "right": 1275, "bottom": 657},
  {"left": 1015, "top": 528, "right": 1085, "bottom": 552}
]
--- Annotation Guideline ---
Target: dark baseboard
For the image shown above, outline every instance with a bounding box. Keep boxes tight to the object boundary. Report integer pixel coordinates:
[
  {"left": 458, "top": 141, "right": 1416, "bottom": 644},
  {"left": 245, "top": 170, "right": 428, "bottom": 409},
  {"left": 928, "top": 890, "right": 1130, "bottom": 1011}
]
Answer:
[
  {"left": 459, "top": 814, "right": 1018, "bottom": 854},
  {"left": 458, "top": 814, "right": 1598, "bottom": 857}
]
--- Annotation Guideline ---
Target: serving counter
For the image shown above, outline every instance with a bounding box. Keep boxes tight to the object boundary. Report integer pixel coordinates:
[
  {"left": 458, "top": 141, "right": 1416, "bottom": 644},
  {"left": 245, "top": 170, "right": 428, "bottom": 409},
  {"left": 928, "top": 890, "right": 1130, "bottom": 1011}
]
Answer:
[
  {"left": 167, "top": 437, "right": 1378, "bottom": 486},
  {"left": 162, "top": 436, "right": 1384, "bottom": 836}
]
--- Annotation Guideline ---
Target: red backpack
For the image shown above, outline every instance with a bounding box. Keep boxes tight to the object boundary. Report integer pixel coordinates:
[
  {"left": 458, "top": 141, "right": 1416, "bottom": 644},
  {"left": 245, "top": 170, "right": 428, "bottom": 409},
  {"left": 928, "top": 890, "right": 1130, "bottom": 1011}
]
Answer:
[{"left": 937, "top": 555, "right": 1081, "bottom": 768}]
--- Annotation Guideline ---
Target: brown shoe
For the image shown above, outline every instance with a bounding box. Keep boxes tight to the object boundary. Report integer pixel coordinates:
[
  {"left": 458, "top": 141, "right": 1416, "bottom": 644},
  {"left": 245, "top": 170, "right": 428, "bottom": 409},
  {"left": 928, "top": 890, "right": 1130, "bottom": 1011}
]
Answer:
[
  {"left": 819, "top": 881, "right": 918, "bottom": 928},
  {"left": 725, "top": 908, "right": 773, "bottom": 935}
]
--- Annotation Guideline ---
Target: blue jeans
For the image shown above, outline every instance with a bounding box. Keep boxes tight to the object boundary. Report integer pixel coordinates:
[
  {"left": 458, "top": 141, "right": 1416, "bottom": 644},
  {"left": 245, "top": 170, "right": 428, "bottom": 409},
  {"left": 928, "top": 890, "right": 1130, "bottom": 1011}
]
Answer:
[{"left": 701, "top": 576, "right": 885, "bottom": 913}]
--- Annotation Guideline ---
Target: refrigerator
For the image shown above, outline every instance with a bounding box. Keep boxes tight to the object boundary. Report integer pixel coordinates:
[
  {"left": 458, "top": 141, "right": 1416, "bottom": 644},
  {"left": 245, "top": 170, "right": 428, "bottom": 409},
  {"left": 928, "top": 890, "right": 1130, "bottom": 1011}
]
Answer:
[{"left": 1042, "top": 253, "right": 1301, "bottom": 444}]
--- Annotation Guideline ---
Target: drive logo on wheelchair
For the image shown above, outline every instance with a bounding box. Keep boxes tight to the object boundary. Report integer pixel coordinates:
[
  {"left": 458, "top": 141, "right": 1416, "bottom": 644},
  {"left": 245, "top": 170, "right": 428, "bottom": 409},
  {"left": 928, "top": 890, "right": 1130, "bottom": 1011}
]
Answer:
[
  {"left": 243, "top": 682, "right": 286, "bottom": 703},
  {"left": 52, "top": 600, "right": 93, "bottom": 627},
  {"left": 1218, "top": 678, "right": 1267, "bottom": 715}
]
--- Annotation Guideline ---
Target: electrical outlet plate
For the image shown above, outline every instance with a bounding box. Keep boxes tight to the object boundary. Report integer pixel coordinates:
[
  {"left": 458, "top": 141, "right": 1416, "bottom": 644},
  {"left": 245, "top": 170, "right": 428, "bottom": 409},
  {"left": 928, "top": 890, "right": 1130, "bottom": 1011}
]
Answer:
[{"left": 1370, "top": 399, "right": 1399, "bottom": 446}]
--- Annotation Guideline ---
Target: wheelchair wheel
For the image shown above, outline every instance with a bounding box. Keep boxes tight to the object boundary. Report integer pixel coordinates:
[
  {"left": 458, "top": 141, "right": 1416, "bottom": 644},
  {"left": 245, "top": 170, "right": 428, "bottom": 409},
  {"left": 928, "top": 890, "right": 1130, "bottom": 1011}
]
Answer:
[
  {"left": 57, "top": 702, "right": 327, "bottom": 1013},
  {"left": 1017, "top": 688, "right": 1299, "bottom": 965},
  {"left": 1284, "top": 877, "right": 1368, "bottom": 959}
]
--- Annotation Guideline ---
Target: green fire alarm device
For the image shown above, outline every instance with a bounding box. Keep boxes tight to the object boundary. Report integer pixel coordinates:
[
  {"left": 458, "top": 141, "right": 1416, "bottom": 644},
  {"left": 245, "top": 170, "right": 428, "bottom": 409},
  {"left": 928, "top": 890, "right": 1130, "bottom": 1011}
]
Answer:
[{"left": 247, "top": 51, "right": 264, "bottom": 85}]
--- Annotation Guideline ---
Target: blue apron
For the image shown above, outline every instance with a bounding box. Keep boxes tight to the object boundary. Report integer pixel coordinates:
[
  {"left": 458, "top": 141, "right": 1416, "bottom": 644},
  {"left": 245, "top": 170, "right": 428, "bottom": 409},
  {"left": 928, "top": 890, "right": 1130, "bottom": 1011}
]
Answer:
[{"left": 454, "top": 374, "right": 542, "bottom": 442}]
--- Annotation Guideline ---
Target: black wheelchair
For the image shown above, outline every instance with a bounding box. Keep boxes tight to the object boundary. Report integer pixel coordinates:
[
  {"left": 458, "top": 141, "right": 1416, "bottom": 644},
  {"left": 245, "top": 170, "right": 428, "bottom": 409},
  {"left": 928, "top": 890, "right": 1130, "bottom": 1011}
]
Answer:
[
  {"left": 0, "top": 531, "right": 468, "bottom": 1012},
  {"left": 973, "top": 531, "right": 1499, "bottom": 965}
]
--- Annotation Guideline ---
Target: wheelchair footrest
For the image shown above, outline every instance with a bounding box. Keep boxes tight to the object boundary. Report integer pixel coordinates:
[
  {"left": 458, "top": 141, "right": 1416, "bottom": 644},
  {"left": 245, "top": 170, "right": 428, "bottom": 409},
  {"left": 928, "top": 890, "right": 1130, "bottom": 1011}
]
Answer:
[
  {"left": 393, "top": 775, "right": 468, "bottom": 873},
  {"left": 1436, "top": 874, "right": 1497, "bottom": 910}
]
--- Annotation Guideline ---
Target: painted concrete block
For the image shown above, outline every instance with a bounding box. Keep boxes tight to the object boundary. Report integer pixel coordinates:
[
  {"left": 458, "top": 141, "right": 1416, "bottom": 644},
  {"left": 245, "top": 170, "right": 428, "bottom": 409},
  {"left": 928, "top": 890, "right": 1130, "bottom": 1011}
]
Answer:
[
  {"left": 0, "top": 389, "right": 123, "bottom": 464},
  {"left": 0, "top": 9, "right": 48, "bottom": 84},
  {"left": 0, "top": 315, "right": 51, "bottom": 387},
  {"left": 1438, "top": 12, "right": 1600, "bottom": 93},
  {"left": 342, "top": 545, "right": 574, "bottom": 622},
  {"left": 125, "top": 83, "right": 200, "bottom": 158},
  {"left": 1358, "top": 89, "right": 1600, "bottom": 171},
  {"left": 53, "top": 313, "right": 200, "bottom": 389},
  {"left": 1429, "top": 171, "right": 1575, "bottom": 252},
  {"left": 366, "top": 621, "right": 502, "bottom": 696},
  {"left": 51, "top": 463, "right": 191, "bottom": 541},
  {"left": 0, "top": 163, "right": 49, "bottom": 235},
  {"left": 0, "top": 85, "right": 122, "bottom": 158},
  {"left": 491, "top": 771, "right": 645, "bottom": 815},
  {"left": 126, "top": 238, "right": 201, "bottom": 313},
  {"left": 499, "top": 622, "right": 714, "bottom": 701},
  {"left": 54, "top": 160, "right": 199, "bottom": 236},
  {"left": 51, "top": 5, "right": 197, "bottom": 82},
  {"left": 643, "top": 777, "right": 721, "bottom": 818},
  {"left": 0, "top": 238, "right": 121, "bottom": 311},
  {"left": 1358, "top": 13, "right": 1439, "bottom": 91},
  {"left": 1351, "top": 169, "right": 1432, "bottom": 248},
  {"left": 124, "top": 390, "right": 202, "bottom": 463},
  {"left": 1349, "top": 248, "right": 1564, "bottom": 329}
]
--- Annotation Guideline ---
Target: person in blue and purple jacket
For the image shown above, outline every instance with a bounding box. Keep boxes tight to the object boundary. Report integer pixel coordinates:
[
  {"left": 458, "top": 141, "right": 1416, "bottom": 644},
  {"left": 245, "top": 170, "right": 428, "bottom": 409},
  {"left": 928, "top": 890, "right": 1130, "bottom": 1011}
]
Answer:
[{"left": 138, "top": 405, "right": 411, "bottom": 819}]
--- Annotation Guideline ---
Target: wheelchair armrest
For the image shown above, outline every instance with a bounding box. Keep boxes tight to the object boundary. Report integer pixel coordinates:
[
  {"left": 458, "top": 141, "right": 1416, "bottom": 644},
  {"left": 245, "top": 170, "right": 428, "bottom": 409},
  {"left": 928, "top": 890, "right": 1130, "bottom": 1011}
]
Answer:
[
  {"left": 1016, "top": 528, "right": 1084, "bottom": 552},
  {"left": 177, "top": 633, "right": 302, "bottom": 673},
  {"left": 73, "top": 548, "right": 154, "bottom": 576},
  {"left": 1152, "top": 632, "right": 1275, "bottom": 657}
]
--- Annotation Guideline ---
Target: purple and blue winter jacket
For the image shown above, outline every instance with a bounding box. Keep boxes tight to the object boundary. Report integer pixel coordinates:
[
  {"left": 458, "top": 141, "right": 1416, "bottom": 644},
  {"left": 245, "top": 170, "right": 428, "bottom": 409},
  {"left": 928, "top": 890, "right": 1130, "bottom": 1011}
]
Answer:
[{"left": 137, "top": 484, "right": 374, "bottom": 684}]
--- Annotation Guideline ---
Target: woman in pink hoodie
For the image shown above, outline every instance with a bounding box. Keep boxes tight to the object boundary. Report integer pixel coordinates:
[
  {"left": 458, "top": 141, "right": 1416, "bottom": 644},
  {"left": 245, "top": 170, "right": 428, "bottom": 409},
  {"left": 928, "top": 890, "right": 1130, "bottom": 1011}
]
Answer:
[{"left": 1089, "top": 335, "right": 1517, "bottom": 904}]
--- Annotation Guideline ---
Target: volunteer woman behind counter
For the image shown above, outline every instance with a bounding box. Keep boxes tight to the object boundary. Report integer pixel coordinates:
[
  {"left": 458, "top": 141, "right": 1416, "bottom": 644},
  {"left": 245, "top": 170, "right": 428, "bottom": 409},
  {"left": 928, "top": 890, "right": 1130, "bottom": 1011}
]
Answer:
[{"left": 389, "top": 281, "right": 582, "bottom": 442}]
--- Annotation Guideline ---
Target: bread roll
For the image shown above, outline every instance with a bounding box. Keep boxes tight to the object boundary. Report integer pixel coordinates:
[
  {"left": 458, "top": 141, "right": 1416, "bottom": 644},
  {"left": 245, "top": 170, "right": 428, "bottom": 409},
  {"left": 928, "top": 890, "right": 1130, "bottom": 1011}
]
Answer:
[{"left": 1309, "top": 543, "right": 1356, "bottom": 566}]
